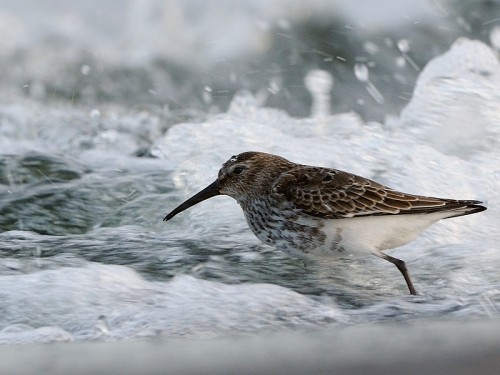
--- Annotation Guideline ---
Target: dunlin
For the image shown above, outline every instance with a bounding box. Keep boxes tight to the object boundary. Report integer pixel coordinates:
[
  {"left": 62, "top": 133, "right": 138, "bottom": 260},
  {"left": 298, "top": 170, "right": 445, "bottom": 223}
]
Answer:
[{"left": 164, "top": 151, "right": 486, "bottom": 295}]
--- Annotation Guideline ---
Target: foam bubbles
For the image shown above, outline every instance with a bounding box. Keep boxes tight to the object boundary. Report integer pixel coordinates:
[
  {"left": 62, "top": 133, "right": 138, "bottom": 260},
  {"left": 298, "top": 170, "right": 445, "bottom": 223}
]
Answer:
[{"left": 0, "top": 263, "right": 345, "bottom": 343}]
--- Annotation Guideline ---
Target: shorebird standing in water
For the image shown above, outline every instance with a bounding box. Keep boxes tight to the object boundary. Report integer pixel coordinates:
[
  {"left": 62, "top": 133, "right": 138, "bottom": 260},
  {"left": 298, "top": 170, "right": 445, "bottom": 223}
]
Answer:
[{"left": 164, "top": 151, "right": 486, "bottom": 295}]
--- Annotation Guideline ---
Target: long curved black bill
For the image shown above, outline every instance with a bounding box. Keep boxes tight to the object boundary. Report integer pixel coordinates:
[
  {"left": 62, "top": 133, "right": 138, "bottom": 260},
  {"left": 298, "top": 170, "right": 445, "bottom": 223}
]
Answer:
[{"left": 164, "top": 180, "right": 221, "bottom": 221}]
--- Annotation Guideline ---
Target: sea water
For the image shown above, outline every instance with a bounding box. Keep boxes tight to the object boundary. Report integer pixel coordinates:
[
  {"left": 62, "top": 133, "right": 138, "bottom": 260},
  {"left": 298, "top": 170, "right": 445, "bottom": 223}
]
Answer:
[{"left": 0, "top": 1, "right": 499, "bottom": 345}]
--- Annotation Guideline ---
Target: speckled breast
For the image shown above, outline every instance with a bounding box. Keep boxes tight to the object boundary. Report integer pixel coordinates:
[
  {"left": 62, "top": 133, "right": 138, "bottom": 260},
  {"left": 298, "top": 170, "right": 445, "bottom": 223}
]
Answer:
[{"left": 239, "top": 197, "right": 345, "bottom": 259}]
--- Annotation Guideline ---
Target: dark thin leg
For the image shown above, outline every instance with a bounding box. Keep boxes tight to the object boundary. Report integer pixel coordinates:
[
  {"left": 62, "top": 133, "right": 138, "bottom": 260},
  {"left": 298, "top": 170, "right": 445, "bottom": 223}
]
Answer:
[{"left": 373, "top": 252, "right": 417, "bottom": 295}]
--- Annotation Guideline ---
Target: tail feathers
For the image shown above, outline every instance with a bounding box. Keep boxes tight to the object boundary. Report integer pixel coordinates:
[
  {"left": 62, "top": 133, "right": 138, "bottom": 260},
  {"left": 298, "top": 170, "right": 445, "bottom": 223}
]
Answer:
[{"left": 441, "top": 200, "right": 486, "bottom": 219}]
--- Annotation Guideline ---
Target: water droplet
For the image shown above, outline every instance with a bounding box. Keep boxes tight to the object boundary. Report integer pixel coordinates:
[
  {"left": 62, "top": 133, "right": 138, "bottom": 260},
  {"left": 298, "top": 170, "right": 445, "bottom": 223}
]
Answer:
[
  {"left": 395, "top": 56, "right": 406, "bottom": 67},
  {"left": 80, "top": 64, "right": 91, "bottom": 75},
  {"left": 354, "top": 63, "right": 369, "bottom": 82},
  {"left": 203, "top": 86, "right": 213, "bottom": 103},
  {"left": 304, "top": 70, "right": 334, "bottom": 94},
  {"left": 363, "top": 42, "right": 379, "bottom": 55},
  {"left": 304, "top": 70, "right": 333, "bottom": 118},
  {"left": 268, "top": 80, "right": 280, "bottom": 95},
  {"left": 397, "top": 39, "right": 410, "bottom": 53}
]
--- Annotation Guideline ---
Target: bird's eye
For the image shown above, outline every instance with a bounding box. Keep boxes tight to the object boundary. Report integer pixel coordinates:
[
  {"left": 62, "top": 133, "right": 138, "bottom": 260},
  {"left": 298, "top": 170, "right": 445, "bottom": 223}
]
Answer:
[{"left": 233, "top": 166, "right": 245, "bottom": 175}]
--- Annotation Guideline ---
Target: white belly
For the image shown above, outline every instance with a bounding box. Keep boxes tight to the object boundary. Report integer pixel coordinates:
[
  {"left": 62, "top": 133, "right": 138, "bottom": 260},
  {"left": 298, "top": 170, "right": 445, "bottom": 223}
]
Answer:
[{"left": 304, "top": 212, "right": 452, "bottom": 258}]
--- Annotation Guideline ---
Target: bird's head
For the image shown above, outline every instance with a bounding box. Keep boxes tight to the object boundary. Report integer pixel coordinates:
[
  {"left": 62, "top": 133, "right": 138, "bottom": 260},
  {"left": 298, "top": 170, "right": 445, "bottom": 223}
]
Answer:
[{"left": 164, "top": 151, "right": 291, "bottom": 221}]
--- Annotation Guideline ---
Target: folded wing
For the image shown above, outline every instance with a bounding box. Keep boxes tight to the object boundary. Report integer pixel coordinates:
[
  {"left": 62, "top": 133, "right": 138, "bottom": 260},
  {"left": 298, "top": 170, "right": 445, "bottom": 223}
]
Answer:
[{"left": 272, "top": 166, "right": 484, "bottom": 219}]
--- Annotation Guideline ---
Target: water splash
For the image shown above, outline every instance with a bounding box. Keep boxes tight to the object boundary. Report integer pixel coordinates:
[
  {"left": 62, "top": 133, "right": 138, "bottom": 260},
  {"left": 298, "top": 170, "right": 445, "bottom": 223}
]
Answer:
[{"left": 304, "top": 70, "right": 333, "bottom": 118}]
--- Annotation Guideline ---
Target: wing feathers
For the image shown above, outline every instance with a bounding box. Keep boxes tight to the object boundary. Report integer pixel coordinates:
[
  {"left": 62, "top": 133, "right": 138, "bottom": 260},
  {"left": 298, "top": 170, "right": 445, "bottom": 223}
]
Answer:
[{"left": 272, "top": 166, "right": 483, "bottom": 219}]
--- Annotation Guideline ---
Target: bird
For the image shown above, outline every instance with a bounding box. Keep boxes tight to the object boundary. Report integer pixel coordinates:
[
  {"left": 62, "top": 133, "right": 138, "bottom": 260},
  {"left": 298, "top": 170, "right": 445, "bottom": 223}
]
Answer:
[{"left": 164, "top": 151, "right": 486, "bottom": 295}]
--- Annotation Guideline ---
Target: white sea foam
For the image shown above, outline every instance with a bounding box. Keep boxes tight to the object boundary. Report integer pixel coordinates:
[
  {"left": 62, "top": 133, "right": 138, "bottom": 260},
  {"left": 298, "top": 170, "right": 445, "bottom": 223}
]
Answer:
[{"left": 0, "top": 263, "right": 345, "bottom": 342}]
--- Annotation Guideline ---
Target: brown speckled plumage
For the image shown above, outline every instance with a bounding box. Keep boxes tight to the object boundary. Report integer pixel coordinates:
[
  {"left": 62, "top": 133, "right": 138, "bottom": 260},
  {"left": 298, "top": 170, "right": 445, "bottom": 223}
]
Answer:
[{"left": 165, "top": 151, "right": 486, "bottom": 295}]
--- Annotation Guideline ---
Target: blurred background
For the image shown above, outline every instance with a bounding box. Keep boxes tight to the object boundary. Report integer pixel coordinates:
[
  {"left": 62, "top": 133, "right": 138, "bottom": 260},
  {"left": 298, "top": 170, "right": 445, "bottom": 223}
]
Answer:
[{"left": 1, "top": 0, "right": 499, "bottom": 120}]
